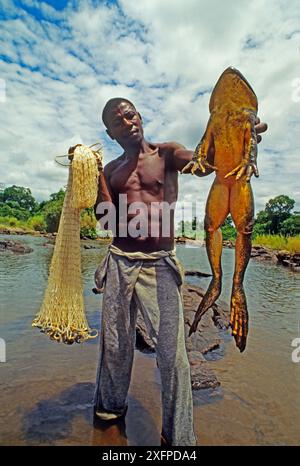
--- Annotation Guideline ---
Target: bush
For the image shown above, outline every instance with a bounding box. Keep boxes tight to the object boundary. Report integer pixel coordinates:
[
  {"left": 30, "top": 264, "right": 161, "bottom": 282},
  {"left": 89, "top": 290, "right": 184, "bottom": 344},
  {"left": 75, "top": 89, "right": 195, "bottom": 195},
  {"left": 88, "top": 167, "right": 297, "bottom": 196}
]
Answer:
[
  {"left": 253, "top": 234, "right": 300, "bottom": 253},
  {"left": 7, "top": 216, "right": 20, "bottom": 227},
  {"left": 221, "top": 215, "right": 237, "bottom": 241},
  {"left": 253, "top": 234, "right": 287, "bottom": 250},
  {"left": 27, "top": 215, "right": 47, "bottom": 232},
  {"left": 286, "top": 236, "right": 300, "bottom": 254},
  {"left": 80, "top": 210, "right": 97, "bottom": 239}
]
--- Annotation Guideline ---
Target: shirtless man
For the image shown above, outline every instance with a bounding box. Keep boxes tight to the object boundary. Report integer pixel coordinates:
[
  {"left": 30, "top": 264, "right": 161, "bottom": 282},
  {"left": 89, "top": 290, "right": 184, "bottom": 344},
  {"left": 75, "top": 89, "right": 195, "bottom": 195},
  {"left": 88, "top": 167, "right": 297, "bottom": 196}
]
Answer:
[{"left": 70, "top": 98, "right": 267, "bottom": 446}]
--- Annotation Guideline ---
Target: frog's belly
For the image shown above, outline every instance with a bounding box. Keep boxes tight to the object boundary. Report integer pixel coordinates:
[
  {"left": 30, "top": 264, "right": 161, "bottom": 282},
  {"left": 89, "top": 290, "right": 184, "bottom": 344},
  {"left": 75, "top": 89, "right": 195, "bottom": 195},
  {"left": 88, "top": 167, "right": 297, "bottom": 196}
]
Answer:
[{"left": 213, "top": 135, "right": 245, "bottom": 177}]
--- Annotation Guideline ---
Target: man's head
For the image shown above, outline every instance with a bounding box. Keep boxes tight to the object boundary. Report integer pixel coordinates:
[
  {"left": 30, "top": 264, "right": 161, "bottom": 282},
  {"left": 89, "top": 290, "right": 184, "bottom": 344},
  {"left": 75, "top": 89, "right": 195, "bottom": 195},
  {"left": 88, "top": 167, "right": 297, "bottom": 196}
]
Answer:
[{"left": 102, "top": 98, "right": 144, "bottom": 148}]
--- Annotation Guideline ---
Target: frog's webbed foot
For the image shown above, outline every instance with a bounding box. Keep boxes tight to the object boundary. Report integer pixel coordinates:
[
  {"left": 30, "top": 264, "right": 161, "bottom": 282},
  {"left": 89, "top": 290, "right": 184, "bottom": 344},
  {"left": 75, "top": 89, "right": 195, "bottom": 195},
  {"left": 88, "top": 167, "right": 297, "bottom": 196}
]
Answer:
[
  {"left": 181, "top": 140, "right": 218, "bottom": 174},
  {"left": 230, "top": 286, "right": 249, "bottom": 352},
  {"left": 188, "top": 278, "right": 222, "bottom": 336}
]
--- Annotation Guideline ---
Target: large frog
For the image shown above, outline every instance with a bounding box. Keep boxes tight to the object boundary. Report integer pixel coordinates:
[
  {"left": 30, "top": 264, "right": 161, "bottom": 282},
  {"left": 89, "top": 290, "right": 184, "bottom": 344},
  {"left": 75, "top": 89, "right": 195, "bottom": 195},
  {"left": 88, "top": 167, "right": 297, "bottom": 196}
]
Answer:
[{"left": 183, "top": 66, "right": 259, "bottom": 352}]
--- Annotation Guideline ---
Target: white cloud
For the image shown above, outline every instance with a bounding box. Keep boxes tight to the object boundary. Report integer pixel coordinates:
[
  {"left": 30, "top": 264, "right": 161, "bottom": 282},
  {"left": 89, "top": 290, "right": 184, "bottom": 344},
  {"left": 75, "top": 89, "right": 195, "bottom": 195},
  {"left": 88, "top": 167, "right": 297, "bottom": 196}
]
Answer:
[{"left": 0, "top": 0, "right": 299, "bottom": 221}]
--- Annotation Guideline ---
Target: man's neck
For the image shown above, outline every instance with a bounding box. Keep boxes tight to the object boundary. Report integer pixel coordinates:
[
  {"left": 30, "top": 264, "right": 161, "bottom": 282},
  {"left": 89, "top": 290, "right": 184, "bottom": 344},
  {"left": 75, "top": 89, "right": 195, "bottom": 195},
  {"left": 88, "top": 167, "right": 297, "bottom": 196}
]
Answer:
[{"left": 122, "top": 139, "right": 156, "bottom": 159}]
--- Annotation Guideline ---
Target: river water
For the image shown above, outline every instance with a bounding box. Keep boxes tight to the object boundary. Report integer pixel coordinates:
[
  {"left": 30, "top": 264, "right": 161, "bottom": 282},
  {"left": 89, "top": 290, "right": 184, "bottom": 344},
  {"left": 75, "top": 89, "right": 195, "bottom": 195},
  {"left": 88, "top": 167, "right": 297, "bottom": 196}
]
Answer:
[{"left": 0, "top": 235, "right": 299, "bottom": 445}]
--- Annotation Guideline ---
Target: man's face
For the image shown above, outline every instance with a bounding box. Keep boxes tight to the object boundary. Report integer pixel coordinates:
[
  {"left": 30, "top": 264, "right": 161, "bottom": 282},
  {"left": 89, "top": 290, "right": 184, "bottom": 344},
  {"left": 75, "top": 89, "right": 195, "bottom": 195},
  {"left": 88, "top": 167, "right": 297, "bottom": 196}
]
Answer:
[{"left": 105, "top": 102, "right": 144, "bottom": 147}]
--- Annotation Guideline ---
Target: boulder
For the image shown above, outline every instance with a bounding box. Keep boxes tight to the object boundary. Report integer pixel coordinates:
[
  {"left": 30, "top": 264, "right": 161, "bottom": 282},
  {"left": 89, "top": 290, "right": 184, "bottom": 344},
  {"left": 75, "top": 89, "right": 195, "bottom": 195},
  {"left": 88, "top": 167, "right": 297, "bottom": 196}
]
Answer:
[{"left": 0, "top": 240, "right": 33, "bottom": 254}]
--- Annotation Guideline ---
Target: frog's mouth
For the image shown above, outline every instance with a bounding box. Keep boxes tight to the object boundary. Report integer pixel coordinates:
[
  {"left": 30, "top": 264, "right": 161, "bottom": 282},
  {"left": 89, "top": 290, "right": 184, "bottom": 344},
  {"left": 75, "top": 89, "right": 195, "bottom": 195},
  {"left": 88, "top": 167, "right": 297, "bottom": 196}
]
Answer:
[
  {"left": 209, "top": 66, "right": 258, "bottom": 113},
  {"left": 223, "top": 66, "right": 257, "bottom": 97}
]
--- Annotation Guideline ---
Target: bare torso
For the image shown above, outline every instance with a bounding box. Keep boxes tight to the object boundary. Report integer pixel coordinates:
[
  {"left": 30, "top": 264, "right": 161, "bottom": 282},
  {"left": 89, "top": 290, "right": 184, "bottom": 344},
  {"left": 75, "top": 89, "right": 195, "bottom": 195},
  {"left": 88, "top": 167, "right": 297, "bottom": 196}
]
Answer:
[{"left": 105, "top": 142, "right": 179, "bottom": 252}]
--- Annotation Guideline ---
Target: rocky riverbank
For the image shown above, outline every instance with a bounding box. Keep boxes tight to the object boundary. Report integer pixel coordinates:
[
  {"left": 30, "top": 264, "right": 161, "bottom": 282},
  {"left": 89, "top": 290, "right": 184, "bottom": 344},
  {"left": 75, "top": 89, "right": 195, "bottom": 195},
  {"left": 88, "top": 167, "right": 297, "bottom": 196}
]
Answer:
[
  {"left": 187, "top": 236, "right": 300, "bottom": 272},
  {"left": 136, "top": 281, "right": 230, "bottom": 390},
  {"left": 250, "top": 245, "right": 300, "bottom": 271}
]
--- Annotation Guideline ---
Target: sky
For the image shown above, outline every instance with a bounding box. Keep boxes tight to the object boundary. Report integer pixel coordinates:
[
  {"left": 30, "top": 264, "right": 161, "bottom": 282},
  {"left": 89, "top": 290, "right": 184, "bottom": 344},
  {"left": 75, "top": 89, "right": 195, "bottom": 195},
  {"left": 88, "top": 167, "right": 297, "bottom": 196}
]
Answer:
[{"left": 0, "top": 0, "right": 299, "bottom": 224}]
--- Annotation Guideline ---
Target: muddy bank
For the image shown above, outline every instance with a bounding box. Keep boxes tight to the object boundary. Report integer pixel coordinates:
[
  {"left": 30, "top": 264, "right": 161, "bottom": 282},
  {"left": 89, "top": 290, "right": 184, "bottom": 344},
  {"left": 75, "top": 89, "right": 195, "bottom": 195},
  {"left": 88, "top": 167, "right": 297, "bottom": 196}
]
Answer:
[{"left": 136, "top": 282, "right": 230, "bottom": 390}]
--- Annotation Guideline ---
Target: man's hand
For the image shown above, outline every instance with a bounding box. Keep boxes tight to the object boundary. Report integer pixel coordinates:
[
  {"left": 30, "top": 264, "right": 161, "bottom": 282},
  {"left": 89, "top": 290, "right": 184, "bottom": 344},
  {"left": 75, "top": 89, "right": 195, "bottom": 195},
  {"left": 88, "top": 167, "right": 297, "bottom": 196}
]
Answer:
[
  {"left": 68, "top": 144, "right": 82, "bottom": 161},
  {"left": 254, "top": 117, "right": 268, "bottom": 143}
]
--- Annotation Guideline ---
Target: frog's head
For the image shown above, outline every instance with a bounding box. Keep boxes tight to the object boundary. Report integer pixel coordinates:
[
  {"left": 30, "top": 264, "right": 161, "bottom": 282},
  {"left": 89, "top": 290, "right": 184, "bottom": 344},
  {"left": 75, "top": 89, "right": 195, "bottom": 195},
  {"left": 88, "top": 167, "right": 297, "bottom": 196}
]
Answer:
[{"left": 209, "top": 66, "right": 258, "bottom": 113}]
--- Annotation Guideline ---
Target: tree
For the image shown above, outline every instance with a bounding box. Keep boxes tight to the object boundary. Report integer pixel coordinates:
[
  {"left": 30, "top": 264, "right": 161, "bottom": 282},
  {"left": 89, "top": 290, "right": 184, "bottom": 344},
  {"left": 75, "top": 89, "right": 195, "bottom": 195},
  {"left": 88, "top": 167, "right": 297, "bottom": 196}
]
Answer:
[
  {"left": 279, "top": 215, "right": 300, "bottom": 237},
  {"left": 2, "top": 185, "right": 36, "bottom": 212},
  {"left": 41, "top": 189, "right": 65, "bottom": 233},
  {"left": 253, "top": 210, "right": 272, "bottom": 236},
  {"left": 221, "top": 215, "right": 237, "bottom": 241},
  {"left": 264, "top": 195, "right": 295, "bottom": 234}
]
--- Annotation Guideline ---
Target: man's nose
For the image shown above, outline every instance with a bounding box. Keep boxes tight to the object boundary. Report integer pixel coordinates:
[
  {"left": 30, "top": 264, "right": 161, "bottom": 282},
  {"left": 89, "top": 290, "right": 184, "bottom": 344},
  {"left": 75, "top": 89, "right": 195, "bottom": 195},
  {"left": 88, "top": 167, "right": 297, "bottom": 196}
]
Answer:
[{"left": 122, "top": 117, "right": 132, "bottom": 127}]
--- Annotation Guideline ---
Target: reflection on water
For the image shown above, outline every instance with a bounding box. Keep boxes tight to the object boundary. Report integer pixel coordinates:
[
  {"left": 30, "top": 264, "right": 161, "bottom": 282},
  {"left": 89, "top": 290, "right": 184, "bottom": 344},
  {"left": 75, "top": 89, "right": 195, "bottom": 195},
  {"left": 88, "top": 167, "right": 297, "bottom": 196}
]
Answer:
[{"left": 0, "top": 235, "right": 299, "bottom": 445}]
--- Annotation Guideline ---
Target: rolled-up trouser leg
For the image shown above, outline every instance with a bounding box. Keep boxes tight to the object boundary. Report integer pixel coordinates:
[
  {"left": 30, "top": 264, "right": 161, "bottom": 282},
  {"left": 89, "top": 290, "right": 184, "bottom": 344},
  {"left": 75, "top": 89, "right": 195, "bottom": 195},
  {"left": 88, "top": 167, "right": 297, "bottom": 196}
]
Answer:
[
  {"left": 94, "top": 256, "right": 140, "bottom": 415},
  {"left": 133, "top": 259, "right": 197, "bottom": 446}
]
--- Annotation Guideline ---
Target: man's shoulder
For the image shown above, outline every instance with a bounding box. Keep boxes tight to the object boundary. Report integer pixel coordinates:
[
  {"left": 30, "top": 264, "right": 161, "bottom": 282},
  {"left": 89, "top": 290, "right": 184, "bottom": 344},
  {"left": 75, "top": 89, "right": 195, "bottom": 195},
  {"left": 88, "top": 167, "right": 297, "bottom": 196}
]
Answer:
[
  {"left": 104, "top": 155, "right": 124, "bottom": 177},
  {"left": 158, "top": 141, "right": 186, "bottom": 154}
]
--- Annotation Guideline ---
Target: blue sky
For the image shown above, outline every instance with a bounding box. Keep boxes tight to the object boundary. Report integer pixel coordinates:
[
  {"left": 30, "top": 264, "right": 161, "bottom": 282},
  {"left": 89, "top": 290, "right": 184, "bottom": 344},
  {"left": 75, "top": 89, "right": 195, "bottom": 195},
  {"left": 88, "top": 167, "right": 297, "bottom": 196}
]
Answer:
[{"left": 0, "top": 0, "right": 299, "bottom": 222}]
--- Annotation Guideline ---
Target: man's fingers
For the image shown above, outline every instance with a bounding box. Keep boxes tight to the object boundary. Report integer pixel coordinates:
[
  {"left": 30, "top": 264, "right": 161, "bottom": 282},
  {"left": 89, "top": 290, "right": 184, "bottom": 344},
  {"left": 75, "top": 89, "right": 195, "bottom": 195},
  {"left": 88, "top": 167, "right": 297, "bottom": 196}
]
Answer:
[
  {"left": 257, "top": 135, "right": 262, "bottom": 143},
  {"left": 68, "top": 143, "right": 82, "bottom": 154},
  {"left": 181, "top": 161, "right": 193, "bottom": 174},
  {"left": 254, "top": 122, "right": 268, "bottom": 134}
]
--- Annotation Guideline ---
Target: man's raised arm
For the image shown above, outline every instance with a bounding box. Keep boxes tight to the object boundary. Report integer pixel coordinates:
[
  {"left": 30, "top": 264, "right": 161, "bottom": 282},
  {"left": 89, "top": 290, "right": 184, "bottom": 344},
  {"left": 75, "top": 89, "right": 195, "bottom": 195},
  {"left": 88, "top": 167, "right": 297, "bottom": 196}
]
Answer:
[{"left": 171, "top": 142, "right": 215, "bottom": 177}]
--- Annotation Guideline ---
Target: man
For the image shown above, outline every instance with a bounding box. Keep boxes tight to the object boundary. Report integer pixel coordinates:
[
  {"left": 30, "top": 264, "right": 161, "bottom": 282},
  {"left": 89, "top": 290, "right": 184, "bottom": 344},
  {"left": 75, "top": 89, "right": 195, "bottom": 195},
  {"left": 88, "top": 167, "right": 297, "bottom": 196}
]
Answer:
[{"left": 70, "top": 98, "right": 267, "bottom": 446}]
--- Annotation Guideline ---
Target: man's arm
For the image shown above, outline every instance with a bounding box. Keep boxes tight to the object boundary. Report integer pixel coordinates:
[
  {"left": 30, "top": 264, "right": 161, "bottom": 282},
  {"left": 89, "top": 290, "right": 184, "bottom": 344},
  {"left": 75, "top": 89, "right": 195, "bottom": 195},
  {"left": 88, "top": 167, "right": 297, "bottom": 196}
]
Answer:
[
  {"left": 94, "top": 166, "right": 113, "bottom": 220},
  {"left": 169, "top": 142, "right": 215, "bottom": 176}
]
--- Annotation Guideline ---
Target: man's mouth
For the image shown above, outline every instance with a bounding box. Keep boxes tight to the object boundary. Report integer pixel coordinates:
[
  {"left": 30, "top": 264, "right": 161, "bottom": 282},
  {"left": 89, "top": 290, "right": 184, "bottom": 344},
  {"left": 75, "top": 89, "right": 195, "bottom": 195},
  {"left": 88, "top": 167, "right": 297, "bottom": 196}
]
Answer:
[{"left": 125, "top": 129, "right": 139, "bottom": 137}]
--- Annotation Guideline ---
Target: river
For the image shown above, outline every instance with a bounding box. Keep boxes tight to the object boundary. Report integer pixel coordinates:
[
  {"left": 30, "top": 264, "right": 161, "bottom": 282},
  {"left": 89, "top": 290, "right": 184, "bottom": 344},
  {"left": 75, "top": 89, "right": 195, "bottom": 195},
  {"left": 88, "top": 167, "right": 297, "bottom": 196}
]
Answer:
[{"left": 0, "top": 234, "right": 299, "bottom": 445}]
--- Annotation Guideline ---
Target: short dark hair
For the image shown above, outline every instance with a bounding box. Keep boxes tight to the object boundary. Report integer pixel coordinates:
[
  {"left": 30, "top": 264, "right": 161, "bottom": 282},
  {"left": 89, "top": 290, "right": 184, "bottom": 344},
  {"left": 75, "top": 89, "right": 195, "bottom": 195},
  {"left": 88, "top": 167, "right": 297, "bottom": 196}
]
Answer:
[{"left": 102, "top": 97, "right": 136, "bottom": 128}]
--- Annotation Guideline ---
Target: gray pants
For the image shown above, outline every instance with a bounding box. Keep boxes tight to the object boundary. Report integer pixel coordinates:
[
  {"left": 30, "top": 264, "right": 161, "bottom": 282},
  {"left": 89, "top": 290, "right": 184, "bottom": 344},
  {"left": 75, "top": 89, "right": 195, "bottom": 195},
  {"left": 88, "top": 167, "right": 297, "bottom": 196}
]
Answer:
[{"left": 94, "top": 246, "right": 197, "bottom": 446}]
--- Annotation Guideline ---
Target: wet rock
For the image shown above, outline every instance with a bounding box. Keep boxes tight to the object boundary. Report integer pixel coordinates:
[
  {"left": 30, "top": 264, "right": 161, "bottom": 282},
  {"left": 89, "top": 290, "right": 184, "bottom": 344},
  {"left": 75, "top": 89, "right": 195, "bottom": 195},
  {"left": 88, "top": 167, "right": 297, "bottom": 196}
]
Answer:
[
  {"left": 223, "top": 240, "right": 235, "bottom": 248},
  {"left": 0, "top": 228, "right": 11, "bottom": 235},
  {"left": 250, "top": 246, "right": 276, "bottom": 262},
  {"left": 0, "top": 240, "right": 33, "bottom": 254},
  {"left": 276, "top": 250, "right": 300, "bottom": 270},
  {"left": 185, "top": 270, "right": 212, "bottom": 278},
  {"left": 175, "top": 236, "right": 187, "bottom": 243}
]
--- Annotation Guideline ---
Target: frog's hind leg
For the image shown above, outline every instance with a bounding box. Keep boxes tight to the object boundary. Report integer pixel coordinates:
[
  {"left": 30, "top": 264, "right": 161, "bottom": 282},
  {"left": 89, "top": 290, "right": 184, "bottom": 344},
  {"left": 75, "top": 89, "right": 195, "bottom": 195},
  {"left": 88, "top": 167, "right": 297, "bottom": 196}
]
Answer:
[
  {"left": 229, "top": 181, "right": 254, "bottom": 352},
  {"left": 189, "top": 179, "right": 229, "bottom": 336}
]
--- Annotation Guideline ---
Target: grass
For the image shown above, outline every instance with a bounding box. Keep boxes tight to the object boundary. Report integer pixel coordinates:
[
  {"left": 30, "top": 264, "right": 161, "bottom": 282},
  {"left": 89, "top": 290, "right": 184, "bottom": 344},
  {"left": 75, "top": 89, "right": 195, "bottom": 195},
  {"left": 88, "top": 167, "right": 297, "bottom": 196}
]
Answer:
[{"left": 253, "top": 234, "right": 300, "bottom": 253}]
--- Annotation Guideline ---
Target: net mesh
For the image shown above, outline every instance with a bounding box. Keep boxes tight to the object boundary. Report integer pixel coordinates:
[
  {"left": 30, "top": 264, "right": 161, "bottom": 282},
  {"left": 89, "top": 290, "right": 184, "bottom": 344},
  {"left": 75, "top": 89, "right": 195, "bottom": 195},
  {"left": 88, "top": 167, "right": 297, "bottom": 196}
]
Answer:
[{"left": 32, "top": 144, "right": 101, "bottom": 344}]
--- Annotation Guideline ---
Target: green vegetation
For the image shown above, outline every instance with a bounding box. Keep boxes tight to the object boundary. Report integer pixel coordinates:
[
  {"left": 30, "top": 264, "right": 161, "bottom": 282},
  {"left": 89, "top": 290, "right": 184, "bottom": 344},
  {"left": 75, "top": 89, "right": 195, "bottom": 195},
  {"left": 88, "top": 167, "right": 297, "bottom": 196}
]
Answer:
[
  {"left": 253, "top": 235, "right": 300, "bottom": 253},
  {"left": 1, "top": 185, "right": 299, "bottom": 249},
  {"left": 0, "top": 185, "right": 99, "bottom": 239},
  {"left": 176, "top": 217, "right": 204, "bottom": 239},
  {"left": 176, "top": 195, "right": 300, "bottom": 252}
]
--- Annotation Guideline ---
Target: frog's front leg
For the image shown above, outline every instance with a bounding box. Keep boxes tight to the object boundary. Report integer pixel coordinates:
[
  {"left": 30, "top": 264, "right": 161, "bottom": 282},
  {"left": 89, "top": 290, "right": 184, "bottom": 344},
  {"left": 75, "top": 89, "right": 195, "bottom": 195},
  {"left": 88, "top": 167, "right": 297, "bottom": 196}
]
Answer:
[
  {"left": 225, "top": 113, "right": 259, "bottom": 181},
  {"left": 181, "top": 123, "right": 217, "bottom": 174}
]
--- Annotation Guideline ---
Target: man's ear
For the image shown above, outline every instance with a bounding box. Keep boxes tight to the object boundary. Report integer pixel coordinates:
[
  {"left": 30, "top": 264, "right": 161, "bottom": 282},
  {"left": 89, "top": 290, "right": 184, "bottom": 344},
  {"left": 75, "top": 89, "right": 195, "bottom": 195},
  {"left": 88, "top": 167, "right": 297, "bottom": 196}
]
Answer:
[
  {"left": 106, "top": 128, "right": 114, "bottom": 140},
  {"left": 138, "top": 112, "right": 143, "bottom": 125}
]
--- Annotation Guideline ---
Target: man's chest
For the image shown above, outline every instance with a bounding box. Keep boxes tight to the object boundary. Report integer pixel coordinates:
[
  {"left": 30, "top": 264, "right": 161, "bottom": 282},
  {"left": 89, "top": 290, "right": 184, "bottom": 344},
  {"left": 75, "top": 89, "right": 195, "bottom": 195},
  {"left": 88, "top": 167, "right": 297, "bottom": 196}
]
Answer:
[{"left": 110, "top": 153, "right": 166, "bottom": 195}]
